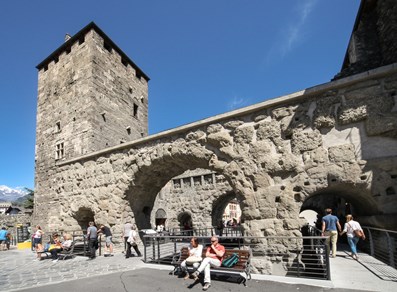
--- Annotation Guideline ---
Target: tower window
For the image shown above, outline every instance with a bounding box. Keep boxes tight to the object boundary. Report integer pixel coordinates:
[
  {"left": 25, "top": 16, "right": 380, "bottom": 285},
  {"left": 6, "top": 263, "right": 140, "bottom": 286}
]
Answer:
[
  {"left": 65, "top": 46, "right": 71, "bottom": 55},
  {"left": 121, "top": 58, "right": 128, "bottom": 67},
  {"left": 386, "top": 187, "right": 396, "bottom": 196},
  {"left": 56, "top": 121, "right": 61, "bottom": 132},
  {"left": 101, "top": 112, "right": 106, "bottom": 122},
  {"left": 126, "top": 127, "right": 131, "bottom": 135},
  {"left": 55, "top": 142, "right": 64, "bottom": 160},
  {"left": 104, "top": 42, "right": 112, "bottom": 53},
  {"left": 133, "top": 104, "right": 138, "bottom": 118},
  {"left": 79, "top": 36, "right": 85, "bottom": 45}
]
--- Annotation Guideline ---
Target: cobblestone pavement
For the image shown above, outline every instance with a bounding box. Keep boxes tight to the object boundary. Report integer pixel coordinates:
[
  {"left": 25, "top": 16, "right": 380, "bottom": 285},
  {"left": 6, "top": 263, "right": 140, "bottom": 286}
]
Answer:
[
  {"left": 1, "top": 248, "right": 359, "bottom": 292},
  {"left": 2, "top": 246, "right": 397, "bottom": 292},
  {"left": 0, "top": 248, "right": 145, "bottom": 292}
]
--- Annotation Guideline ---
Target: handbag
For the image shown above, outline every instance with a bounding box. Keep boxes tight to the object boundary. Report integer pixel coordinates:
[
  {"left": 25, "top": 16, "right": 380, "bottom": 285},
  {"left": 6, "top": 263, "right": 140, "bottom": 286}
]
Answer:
[
  {"left": 186, "top": 256, "right": 202, "bottom": 265},
  {"left": 348, "top": 223, "right": 364, "bottom": 239},
  {"left": 354, "top": 229, "right": 364, "bottom": 239}
]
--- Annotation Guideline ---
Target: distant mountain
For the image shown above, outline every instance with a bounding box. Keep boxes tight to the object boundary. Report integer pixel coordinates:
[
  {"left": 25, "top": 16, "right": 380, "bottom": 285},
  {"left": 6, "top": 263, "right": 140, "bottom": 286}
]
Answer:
[{"left": 0, "top": 185, "right": 28, "bottom": 202}]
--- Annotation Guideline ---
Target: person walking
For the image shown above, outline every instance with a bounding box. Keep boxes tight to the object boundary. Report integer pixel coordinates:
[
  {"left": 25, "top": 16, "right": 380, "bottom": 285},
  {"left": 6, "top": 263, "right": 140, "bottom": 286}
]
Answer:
[
  {"left": 321, "top": 208, "right": 342, "bottom": 258},
  {"left": 340, "top": 214, "right": 366, "bottom": 260},
  {"left": 126, "top": 225, "right": 142, "bottom": 258},
  {"left": 191, "top": 236, "right": 225, "bottom": 291},
  {"left": 86, "top": 221, "right": 98, "bottom": 259},
  {"left": 122, "top": 222, "right": 133, "bottom": 253},
  {"left": 0, "top": 227, "right": 8, "bottom": 251}
]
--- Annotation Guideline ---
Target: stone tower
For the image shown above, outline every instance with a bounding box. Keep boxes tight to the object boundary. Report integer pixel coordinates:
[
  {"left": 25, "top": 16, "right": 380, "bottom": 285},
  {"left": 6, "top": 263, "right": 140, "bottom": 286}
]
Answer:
[{"left": 34, "top": 22, "right": 149, "bottom": 225}]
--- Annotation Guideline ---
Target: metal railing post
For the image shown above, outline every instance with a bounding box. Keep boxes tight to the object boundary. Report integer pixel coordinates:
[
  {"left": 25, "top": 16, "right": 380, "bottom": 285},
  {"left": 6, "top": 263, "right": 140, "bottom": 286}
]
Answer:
[
  {"left": 385, "top": 231, "right": 395, "bottom": 268},
  {"left": 174, "top": 238, "right": 177, "bottom": 254},
  {"left": 324, "top": 238, "right": 331, "bottom": 280},
  {"left": 366, "top": 227, "right": 374, "bottom": 256},
  {"left": 98, "top": 234, "right": 102, "bottom": 256},
  {"left": 83, "top": 235, "right": 87, "bottom": 256},
  {"left": 143, "top": 236, "right": 147, "bottom": 262},
  {"left": 152, "top": 237, "right": 156, "bottom": 261},
  {"left": 157, "top": 237, "right": 161, "bottom": 264}
]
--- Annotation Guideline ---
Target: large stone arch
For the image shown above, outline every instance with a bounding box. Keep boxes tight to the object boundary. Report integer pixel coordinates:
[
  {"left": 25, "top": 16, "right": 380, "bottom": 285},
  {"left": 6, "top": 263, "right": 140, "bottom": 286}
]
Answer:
[{"left": 122, "top": 139, "right": 254, "bottom": 231}]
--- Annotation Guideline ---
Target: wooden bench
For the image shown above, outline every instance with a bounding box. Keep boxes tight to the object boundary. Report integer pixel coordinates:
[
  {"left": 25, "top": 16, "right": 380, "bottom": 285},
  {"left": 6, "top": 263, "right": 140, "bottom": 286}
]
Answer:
[
  {"left": 37, "top": 242, "right": 76, "bottom": 261},
  {"left": 57, "top": 241, "right": 76, "bottom": 260},
  {"left": 172, "top": 247, "right": 252, "bottom": 286}
]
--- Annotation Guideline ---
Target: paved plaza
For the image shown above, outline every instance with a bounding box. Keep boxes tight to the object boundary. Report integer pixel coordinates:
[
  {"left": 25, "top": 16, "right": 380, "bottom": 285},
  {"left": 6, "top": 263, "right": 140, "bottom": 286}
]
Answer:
[{"left": 0, "top": 246, "right": 396, "bottom": 292}]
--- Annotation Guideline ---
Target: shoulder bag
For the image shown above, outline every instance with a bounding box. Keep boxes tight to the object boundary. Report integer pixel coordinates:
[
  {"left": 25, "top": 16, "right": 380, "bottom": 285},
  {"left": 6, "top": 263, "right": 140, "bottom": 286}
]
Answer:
[{"left": 186, "top": 256, "right": 202, "bottom": 265}]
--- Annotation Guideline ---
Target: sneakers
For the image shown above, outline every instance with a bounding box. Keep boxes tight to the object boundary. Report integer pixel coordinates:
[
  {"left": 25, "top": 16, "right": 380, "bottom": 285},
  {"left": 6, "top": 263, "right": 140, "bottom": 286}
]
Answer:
[
  {"left": 202, "top": 283, "right": 211, "bottom": 291},
  {"left": 192, "top": 271, "right": 200, "bottom": 281},
  {"left": 183, "top": 273, "right": 190, "bottom": 280},
  {"left": 52, "top": 259, "right": 59, "bottom": 263}
]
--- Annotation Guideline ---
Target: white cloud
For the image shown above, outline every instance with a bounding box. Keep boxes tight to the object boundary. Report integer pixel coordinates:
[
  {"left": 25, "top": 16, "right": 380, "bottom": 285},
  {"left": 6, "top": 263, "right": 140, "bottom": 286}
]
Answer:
[
  {"left": 265, "top": 0, "right": 317, "bottom": 63},
  {"left": 228, "top": 96, "right": 249, "bottom": 111}
]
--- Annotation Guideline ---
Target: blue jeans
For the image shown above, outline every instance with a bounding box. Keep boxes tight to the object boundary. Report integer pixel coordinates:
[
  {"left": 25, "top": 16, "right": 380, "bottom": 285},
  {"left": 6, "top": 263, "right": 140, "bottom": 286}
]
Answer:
[{"left": 347, "top": 236, "right": 359, "bottom": 255}]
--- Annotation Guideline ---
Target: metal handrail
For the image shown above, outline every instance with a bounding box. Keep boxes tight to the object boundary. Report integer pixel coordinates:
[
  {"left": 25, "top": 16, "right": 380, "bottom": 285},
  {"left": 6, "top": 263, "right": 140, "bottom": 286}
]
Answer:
[
  {"left": 360, "top": 226, "right": 397, "bottom": 268},
  {"left": 167, "top": 226, "right": 244, "bottom": 237},
  {"left": 142, "top": 234, "right": 330, "bottom": 280}
]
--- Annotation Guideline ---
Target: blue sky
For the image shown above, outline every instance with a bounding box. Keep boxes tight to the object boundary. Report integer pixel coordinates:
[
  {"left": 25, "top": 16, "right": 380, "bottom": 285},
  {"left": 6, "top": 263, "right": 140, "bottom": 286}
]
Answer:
[{"left": 0, "top": 0, "right": 360, "bottom": 190}]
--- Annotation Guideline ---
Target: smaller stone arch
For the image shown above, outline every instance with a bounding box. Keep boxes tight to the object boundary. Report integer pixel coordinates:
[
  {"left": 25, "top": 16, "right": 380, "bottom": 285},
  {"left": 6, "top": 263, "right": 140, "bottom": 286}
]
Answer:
[
  {"left": 155, "top": 208, "right": 167, "bottom": 229},
  {"left": 72, "top": 207, "right": 95, "bottom": 231},
  {"left": 300, "top": 183, "right": 382, "bottom": 232},
  {"left": 211, "top": 191, "right": 243, "bottom": 226},
  {"left": 178, "top": 211, "right": 193, "bottom": 231}
]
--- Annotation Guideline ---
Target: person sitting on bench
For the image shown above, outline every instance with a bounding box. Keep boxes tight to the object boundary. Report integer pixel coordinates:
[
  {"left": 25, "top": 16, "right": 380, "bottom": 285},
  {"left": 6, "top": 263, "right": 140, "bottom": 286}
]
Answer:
[
  {"left": 191, "top": 236, "right": 225, "bottom": 291},
  {"left": 50, "top": 233, "right": 72, "bottom": 262},
  {"left": 181, "top": 237, "right": 203, "bottom": 279}
]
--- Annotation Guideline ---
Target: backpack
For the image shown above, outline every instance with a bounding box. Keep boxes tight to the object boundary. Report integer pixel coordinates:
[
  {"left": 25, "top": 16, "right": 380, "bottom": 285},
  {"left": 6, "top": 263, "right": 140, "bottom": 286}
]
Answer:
[{"left": 222, "top": 253, "right": 239, "bottom": 268}]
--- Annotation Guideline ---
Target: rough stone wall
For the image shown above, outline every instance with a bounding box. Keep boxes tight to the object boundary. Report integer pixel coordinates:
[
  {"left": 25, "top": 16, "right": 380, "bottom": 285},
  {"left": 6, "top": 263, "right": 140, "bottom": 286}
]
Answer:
[
  {"left": 152, "top": 170, "right": 234, "bottom": 230},
  {"left": 90, "top": 30, "right": 149, "bottom": 146},
  {"left": 34, "top": 66, "right": 397, "bottom": 237}
]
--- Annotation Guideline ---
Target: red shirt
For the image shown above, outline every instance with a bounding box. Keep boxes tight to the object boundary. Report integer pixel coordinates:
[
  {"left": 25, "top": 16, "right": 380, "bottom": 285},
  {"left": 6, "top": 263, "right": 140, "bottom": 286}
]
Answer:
[{"left": 206, "top": 243, "right": 225, "bottom": 262}]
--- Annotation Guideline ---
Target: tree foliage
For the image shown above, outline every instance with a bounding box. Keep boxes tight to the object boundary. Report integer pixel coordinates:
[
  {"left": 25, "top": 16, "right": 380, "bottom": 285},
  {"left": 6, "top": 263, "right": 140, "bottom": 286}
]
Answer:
[
  {"left": 13, "top": 188, "right": 34, "bottom": 209},
  {"left": 23, "top": 188, "right": 34, "bottom": 209}
]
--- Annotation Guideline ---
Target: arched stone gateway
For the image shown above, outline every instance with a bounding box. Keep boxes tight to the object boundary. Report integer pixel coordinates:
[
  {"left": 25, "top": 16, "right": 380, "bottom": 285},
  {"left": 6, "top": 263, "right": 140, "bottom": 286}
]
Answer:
[
  {"left": 154, "top": 208, "right": 167, "bottom": 228},
  {"left": 72, "top": 207, "right": 95, "bottom": 231},
  {"left": 211, "top": 191, "right": 240, "bottom": 227},
  {"left": 34, "top": 3, "right": 397, "bottom": 260}
]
